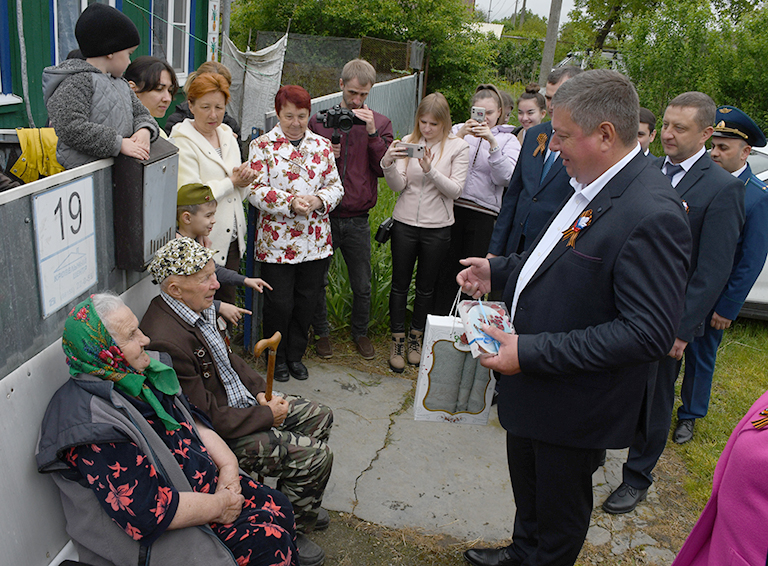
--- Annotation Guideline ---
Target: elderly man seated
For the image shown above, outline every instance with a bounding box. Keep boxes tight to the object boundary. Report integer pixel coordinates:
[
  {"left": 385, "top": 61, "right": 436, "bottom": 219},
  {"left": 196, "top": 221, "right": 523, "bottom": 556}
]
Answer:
[{"left": 140, "top": 237, "right": 332, "bottom": 566}]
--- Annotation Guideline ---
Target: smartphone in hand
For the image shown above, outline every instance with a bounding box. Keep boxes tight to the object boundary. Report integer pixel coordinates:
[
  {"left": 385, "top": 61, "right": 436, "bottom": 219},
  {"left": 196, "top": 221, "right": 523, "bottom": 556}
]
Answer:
[
  {"left": 399, "top": 142, "right": 425, "bottom": 159},
  {"left": 471, "top": 106, "right": 486, "bottom": 123}
]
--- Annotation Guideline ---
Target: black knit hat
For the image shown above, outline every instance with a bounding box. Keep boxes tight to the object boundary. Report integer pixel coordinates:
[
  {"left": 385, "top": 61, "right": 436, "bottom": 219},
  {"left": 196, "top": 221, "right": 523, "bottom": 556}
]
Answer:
[{"left": 75, "top": 4, "right": 140, "bottom": 58}]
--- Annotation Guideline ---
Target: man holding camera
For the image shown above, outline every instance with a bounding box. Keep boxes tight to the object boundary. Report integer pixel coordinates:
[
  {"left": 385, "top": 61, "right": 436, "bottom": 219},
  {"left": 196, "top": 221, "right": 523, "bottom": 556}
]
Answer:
[{"left": 309, "top": 59, "right": 394, "bottom": 359}]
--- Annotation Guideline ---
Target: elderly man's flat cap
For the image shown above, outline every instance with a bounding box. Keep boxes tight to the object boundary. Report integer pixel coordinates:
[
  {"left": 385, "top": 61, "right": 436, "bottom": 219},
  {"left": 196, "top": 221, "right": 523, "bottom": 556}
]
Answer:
[{"left": 149, "top": 237, "right": 214, "bottom": 284}]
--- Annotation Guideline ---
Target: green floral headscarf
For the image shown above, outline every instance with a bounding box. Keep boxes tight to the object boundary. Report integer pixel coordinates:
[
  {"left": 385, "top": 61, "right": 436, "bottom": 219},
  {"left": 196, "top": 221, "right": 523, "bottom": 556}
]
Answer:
[{"left": 62, "top": 296, "right": 181, "bottom": 431}]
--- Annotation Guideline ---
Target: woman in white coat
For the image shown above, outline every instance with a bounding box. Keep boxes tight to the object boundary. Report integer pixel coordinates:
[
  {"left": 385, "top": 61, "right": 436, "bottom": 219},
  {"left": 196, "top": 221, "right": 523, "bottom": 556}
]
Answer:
[{"left": 170, "top": 72, "right": 255, "bottom": 304}]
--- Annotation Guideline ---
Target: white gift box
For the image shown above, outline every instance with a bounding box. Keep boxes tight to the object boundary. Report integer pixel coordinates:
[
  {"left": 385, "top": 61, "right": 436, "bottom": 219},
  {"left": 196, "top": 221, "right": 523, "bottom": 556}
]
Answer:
[{"left": 414, "top": 314, "right": 496, "bottom": 425}]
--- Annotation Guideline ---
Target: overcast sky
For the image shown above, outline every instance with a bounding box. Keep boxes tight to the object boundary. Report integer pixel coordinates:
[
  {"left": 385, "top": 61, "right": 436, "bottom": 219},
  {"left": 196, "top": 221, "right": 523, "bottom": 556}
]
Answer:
[{"left": 478, "top": 0, "right": 579, "bottom": 25}]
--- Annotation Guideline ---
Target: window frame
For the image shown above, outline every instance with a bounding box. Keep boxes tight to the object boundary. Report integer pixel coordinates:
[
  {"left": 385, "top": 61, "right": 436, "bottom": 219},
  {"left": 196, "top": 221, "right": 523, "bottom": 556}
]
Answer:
[
  {"left": 151, "top": 0, "right": 191, "bottom": 83},
  {"left": 52, "top": 0, "right": 116, "bottom": 65}
]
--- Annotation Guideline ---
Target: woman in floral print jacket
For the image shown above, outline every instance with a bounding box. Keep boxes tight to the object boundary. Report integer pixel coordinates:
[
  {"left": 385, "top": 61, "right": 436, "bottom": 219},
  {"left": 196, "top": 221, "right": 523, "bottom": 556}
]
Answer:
[{"left": 247, "top": 85, "right": 343, "bottom": 382}]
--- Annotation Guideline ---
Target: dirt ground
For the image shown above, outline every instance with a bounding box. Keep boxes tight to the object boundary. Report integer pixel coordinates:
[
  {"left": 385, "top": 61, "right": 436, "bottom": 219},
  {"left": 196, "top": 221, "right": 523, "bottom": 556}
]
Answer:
[{"left": 242, "top": 331, "right": 700, "bottom": 566}]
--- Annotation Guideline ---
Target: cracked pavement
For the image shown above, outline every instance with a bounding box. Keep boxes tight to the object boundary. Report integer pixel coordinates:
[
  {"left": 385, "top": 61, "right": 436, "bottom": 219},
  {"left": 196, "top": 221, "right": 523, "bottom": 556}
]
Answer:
[{"left": 285, "top": 361, "right": 682, "bottom": 565}]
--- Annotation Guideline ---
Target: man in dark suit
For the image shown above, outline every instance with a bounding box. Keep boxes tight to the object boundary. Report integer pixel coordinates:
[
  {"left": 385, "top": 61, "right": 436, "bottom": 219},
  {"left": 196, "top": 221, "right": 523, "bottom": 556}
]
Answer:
[
  {"left": 457, "top": 70, "right": 691, "bottom": 566},
  {"left": 139, "top": 237, "right": 333, "bottom": 565},
  {"left": 487, "top": 66, "right": 582, "bottom": 257},
  {"left": 638, "top": 107, "right": 657, "bottom": 158},
  {"left": 603, "top": 93, "right": 746, "bottom": 514},
  {"left": 672, "top": 105, "right": 768, "bottom": 444}
]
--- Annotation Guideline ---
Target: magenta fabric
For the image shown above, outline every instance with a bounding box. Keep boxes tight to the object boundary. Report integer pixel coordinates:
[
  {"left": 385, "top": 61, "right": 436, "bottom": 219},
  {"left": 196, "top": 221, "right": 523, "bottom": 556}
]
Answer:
[{"left": 672, "top": 389, "right": 768, "bottom": 566}]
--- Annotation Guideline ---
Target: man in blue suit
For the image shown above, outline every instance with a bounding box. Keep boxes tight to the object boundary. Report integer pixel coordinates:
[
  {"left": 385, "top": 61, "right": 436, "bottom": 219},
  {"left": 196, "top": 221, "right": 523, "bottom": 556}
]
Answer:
[
  {"left": 458, "top": 70, "right": 691, "bottom": 566},
  {"left": 673, "top": 105, "right": 768, "bottom": 444},
  {"left": 603, "top": 93, "right": 746, "bottom": 514},
  {"left": 487, "top": 67, "right": 582, "bottom": 257}
]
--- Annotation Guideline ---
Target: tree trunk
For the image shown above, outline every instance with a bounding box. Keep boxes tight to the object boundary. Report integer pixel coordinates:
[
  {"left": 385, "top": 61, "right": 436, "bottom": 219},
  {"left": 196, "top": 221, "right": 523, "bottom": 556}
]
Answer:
[
  {"left": 593, "top": 2, "right": 622, "bottom": 51},
  {"left": 538, "top": 0, "right": 563, "bottom": 86},
  {"left": 520, "top": 0, "right": 527, "bottom": 27}
]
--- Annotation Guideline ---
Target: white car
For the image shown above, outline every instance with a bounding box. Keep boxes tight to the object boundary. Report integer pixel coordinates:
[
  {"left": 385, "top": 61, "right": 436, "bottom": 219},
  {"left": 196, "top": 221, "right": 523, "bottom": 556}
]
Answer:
[{"left": 737, "top": 146, "right": 768, "bottom": 319}]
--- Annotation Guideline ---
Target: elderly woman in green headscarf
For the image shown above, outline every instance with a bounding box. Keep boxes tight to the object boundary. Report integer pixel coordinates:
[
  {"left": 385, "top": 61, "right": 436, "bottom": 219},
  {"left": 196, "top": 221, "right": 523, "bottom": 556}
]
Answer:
[{"left": 36, "top": 293, "right": 298, "bottom": 566}]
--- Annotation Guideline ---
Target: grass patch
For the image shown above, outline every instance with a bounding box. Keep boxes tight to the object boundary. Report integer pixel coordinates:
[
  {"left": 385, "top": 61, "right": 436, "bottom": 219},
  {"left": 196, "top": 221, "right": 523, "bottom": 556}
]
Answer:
[
  {"left": 672, "top": 317, "right": 768, "bottom": 509},
  {"left": 325, "top": 179, "right": 415, "bottom": 336}
]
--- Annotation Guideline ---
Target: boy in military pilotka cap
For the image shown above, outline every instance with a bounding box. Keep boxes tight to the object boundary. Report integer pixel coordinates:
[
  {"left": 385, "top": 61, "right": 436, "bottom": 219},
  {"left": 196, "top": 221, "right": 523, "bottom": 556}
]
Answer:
[
  {"left": 177, "top": 183, "right": 272, "bottom": 325},
  {"left": 43, "top": 3, "right": 159, "bottom": 170},
  {"left": 673, "top": 105, "right": 768, "bottom": 444}
]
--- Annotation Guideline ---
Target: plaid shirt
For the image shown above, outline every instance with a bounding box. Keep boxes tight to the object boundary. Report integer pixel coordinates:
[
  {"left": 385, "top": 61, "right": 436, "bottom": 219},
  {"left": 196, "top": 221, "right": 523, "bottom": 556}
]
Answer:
[{"left": 161, "top": 292, "right": 257, "bottom": 408}]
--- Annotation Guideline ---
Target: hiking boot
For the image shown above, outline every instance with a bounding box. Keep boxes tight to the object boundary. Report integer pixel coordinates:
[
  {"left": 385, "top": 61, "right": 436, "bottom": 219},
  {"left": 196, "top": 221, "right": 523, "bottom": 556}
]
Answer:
[
  {"left": 389, "top": 333, "right": 406, "bottom": 373},
  {"left": 407, "top": 329, "right": 423, "bottom": 366}
]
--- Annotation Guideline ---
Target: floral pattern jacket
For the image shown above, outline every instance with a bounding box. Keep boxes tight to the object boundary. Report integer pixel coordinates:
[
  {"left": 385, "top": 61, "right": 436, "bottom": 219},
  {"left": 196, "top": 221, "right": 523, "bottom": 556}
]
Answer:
[{"left": 247, "top": 125, "right": 344, "bottom": 264}]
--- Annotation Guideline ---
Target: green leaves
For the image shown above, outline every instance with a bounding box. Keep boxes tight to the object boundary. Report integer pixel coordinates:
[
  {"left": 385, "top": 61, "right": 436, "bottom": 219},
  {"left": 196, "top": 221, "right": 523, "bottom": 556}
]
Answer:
[
  {"left": 230, "top": 0, "right": 499, "bottom": 124},
  {"left": 618, "top": 1, "right": 768, "bottom": 136}
]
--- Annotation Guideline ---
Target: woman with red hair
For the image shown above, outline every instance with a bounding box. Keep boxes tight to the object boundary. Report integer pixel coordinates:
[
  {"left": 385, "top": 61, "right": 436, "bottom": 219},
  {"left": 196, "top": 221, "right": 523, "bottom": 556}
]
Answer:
[
  {"left": 247, "top": 85, "right": 343, "bottom": 382},
  {"left": 170, "top": 72, "right": 256, "bottom": 304}
]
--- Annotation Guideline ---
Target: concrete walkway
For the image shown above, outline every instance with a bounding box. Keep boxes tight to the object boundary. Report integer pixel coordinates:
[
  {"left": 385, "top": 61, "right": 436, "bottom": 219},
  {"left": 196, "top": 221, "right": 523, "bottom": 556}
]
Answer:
[{"left": 285, "top": 361, "right": 677, "bottom": 565}]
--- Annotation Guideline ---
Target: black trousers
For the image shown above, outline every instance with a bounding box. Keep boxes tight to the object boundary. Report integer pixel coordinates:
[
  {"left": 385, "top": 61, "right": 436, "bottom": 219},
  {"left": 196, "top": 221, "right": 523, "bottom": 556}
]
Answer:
[
  {"left": 434, "top": 206, "right": 497, "bottom": 315},
  {"left": 623, "top": 355, "right": 680, "bottom": 489},
  {"left": 389, "top": 220, "right": 451, "bottom": 333},
  {"left": 505, "top": 433, "right": 603, "bottom": 566},
  {"left": 214, "top": 239, "right": 241, "bottom": 305},
  {"left": 261, "top": 257, "right": 330, "bottom": 364}
]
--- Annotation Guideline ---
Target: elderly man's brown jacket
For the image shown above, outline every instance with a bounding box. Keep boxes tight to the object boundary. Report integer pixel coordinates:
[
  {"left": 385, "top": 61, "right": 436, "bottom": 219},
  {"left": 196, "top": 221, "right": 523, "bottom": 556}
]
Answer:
[{"left": 140, "top": 295, "right": 274, "bottom": 439}]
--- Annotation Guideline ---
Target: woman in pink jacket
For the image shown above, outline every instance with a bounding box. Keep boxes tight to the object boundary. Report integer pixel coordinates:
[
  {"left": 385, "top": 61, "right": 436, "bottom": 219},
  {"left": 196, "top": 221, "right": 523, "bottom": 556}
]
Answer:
[
  {"left": 381, "top": 92, "right": 469, "bottom": 372},
  {"left": 672, "top": 388, "right": 768, "bottom": 566}
]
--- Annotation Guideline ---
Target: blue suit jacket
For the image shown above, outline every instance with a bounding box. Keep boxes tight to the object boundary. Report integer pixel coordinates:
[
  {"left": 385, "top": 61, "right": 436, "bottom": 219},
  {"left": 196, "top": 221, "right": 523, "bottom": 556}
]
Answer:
[
  {"left": 490, "top": 153, "right": 691, "bottom": 448},
  {"left": 714, "top": 163, "right": 768, "bottom": 320},
  {"left": 487, "top": 122, "right": 573, "bottom": 256}
]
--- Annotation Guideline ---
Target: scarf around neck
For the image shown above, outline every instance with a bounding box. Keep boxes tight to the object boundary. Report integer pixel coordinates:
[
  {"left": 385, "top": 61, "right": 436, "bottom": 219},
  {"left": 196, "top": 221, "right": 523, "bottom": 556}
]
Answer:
[{"left": 62, "top": 296, "right": 181, "bottom": 431}]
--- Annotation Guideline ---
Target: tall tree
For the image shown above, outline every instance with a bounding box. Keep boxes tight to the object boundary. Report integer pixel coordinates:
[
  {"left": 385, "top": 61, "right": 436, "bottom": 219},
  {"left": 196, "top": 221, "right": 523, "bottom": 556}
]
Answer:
[
  {"left": 230, "top": 0, "right": 498, "bottom": 120},
  {"left": 574, "top": 0, "right": 760, "bottom": 51}
]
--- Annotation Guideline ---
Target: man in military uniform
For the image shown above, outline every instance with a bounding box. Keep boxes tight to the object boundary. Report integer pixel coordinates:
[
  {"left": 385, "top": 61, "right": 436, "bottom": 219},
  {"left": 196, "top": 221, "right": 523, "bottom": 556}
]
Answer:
[
  {"left": 674, "top": 105, "right": 768, "bottom": 444},
  {"left": 140, "top": 237, "right": 333, "bottom": 566}
]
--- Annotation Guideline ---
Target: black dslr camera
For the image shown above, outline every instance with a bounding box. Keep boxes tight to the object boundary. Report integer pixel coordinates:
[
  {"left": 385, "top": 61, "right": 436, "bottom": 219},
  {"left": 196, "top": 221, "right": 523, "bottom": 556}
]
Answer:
[{"left": 315, "top": 105, "right": 366, "bottom": 143}]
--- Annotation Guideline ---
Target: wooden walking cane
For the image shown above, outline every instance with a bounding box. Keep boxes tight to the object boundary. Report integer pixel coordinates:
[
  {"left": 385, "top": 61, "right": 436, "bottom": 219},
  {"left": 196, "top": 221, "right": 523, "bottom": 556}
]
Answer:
[{"left": 253, "top": 331, "right": 281, "bottom": 401}]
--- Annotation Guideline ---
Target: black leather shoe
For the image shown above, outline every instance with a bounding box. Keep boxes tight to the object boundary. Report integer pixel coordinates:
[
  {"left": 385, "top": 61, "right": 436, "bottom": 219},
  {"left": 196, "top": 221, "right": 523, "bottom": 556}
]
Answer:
[
  {"left": 673, "top": 418, "right": 695, "bottom": 444},
  {"left": 274, "top": 362, "right": 290, "bottom": 382},
  {"left": 602, "top": 482, "right": 647, "bottom": 514},
  {"left": 464, "top": 546, "right": 520, "bottom": 566},
  {"left": 296, "top": 533, "right": 325, "bottom": 566},
  {"left": 287, "top": 361, "right": 309, "bottom": 380}
]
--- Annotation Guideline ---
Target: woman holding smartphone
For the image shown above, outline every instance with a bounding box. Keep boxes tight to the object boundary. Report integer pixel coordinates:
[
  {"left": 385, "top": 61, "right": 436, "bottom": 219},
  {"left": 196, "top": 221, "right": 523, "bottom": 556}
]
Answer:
[
  {"left": 381, "top": 92, "right": 469, "bottom": 373},
  {"left": 434, "top": 83, "right": 520, "bottom": 315}
]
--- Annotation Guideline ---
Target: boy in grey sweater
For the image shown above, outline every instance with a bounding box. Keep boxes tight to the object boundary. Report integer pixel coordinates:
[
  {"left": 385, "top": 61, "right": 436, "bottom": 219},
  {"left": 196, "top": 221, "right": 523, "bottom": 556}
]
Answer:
[{"left": 43, "top": 3, "right": 158, "bottom": 169}]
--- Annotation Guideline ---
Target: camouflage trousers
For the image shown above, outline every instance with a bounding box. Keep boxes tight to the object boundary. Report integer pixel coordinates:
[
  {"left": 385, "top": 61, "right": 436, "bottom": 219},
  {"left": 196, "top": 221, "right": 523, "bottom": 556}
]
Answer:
[{"left": 228, "top": 395, "right": 333, "bottom": 532}]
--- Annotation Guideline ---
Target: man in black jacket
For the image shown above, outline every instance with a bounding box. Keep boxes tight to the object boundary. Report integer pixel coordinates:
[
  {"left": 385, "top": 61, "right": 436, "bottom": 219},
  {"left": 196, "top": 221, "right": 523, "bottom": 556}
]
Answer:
[{"left": 457, "top": 70, "right": 691, "bottom": 566}]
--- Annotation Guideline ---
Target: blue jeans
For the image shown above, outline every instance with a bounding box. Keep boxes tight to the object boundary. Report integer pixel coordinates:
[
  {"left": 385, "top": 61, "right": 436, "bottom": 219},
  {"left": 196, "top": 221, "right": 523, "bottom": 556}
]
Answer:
[{"left": 312, "top": 215, "right": 372, "bottom": 340}]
